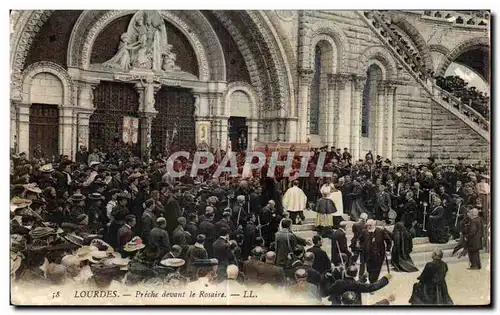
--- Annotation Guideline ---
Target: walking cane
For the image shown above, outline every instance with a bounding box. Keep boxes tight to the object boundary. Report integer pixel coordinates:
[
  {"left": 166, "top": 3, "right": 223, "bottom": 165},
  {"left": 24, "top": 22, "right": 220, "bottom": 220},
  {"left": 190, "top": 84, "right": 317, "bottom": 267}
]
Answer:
[
  {"left": 422, "top": 202, "right": 428, "bottom": 232},
  {"left": 454, "top": 201, "right": 462, "bottom": 227}
]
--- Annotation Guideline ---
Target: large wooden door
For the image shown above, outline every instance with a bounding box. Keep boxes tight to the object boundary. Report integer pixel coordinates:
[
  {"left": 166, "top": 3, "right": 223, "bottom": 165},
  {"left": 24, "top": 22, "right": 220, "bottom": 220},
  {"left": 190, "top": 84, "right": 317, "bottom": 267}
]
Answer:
[
  {"left": 89, "top": 81, "right": 140, "bottom": 155},
  {"left": 29, "top": 104, "right": 59, "bottom": 159},
  {"left": 151, "top": 87, "right": 196, "bottom": 157}
]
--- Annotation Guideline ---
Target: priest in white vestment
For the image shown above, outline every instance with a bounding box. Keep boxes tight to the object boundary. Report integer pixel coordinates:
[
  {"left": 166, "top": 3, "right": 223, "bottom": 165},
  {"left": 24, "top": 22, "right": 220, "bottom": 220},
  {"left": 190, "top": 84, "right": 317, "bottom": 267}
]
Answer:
[{"left": 282, "top": 180, "right": 308, "bottom": 224}]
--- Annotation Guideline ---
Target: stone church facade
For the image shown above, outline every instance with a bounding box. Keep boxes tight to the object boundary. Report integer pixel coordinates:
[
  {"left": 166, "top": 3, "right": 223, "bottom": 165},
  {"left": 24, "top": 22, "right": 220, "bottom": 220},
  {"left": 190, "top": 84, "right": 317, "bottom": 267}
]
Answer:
[{"left": 10, "top": 10, "right": 490, "bottom": 164}]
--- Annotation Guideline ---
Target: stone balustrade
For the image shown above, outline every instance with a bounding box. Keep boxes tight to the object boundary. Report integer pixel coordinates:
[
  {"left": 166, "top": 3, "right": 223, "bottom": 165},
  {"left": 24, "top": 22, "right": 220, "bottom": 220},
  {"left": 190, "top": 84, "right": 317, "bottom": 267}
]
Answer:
[
  {"left": 361, "top": 10, "right": 490, "bottom": 140},
  {"left": 422, "top": 10, "right": 489, "bottom": 28}
]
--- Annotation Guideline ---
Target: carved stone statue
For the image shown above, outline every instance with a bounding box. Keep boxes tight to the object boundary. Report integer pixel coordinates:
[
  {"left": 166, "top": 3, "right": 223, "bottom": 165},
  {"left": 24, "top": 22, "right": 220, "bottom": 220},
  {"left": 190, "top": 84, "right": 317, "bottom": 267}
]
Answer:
[{"left": 102, "top": 10, "right": 180, "bottom": 72}]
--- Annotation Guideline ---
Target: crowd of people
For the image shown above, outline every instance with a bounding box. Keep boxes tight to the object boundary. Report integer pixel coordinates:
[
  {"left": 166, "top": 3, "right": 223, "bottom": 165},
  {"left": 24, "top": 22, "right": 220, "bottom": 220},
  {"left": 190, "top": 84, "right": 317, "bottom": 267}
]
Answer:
[
  {"left": 10, "top": 143, "right": 489, "bottom": 305},
  {"left": 435, "top": 75, "right": 490, "bottom": 119}
]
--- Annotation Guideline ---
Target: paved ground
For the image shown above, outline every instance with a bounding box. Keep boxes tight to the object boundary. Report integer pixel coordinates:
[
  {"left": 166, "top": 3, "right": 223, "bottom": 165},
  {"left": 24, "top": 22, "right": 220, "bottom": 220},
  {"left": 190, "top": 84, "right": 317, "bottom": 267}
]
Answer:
[{"left": 359, "top": 253, "right": 491, "bottom": 306}]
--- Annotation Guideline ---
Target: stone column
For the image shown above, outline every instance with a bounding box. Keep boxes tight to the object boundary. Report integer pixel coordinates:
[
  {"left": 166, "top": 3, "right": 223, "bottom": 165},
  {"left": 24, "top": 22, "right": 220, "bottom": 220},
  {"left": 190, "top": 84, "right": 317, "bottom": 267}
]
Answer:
[
  {"left": 297, "top": 68, "right": 314, "bottom": 142},
  {"left": 376, "top": 82, "right": 385, "bottom": 156},
  {"left": 248, "top": 119, "right": 260, "bottom": 149},
  {"left": 351, "top": 75, "right": 365, "bottom": 161},
  {"left": 384, "top": 82, "right": 397, "bottom": 160},
  {"left": 334, "top": 74, "right": 351, "bottom": 150},
  {"left": 76, "top": 82, "right": 97, "bottom": 152},
  {"left": 136, "top": 81, "right": 161, "bottom": 161},
  {"left": 17, "top": 103, "right": 30, "bottom": 157},
  {"left": 327, "top": 74, "right": 336, "bottom": 147},
  {"left": 59, "top": 106, "right": 75, "bottom": 158},
  {"left": 11, "top": 102, "right": 18, "bottom": 152}
]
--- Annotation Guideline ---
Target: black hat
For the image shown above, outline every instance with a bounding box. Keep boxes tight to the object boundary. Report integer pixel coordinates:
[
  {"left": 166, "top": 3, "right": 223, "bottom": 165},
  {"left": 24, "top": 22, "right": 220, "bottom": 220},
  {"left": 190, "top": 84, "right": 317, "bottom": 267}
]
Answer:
[{"left": 88, "top": 193, "right": 105, "bottom": 201}]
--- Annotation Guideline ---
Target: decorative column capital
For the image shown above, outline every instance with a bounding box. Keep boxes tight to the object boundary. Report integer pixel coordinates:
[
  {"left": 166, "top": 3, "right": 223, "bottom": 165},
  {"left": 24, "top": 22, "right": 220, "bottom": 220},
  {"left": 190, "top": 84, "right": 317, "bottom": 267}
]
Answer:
[
  {"left": 352, "top": 75, "right": 367, "bottom": 91},
  {"left": 298, "top": 68, "right": 315, "bottom": 86}
]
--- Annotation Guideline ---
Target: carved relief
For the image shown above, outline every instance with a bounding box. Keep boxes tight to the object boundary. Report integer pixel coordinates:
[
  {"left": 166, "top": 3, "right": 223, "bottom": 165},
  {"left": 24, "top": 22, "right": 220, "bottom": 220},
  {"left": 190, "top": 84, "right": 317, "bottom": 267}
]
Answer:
[{"left": 275, "top": 10, "right": 295, "bottom": 22}]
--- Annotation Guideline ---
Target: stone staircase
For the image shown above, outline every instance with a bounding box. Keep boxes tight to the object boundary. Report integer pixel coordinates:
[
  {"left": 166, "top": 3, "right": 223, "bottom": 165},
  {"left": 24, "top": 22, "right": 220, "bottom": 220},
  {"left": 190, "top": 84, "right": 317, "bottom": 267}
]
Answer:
[
  {"left": 293, "top": 211, "right": 465, "bottom": 267},
  {"left": 358, "top": 11, "right": 490, "bottom": 143}
]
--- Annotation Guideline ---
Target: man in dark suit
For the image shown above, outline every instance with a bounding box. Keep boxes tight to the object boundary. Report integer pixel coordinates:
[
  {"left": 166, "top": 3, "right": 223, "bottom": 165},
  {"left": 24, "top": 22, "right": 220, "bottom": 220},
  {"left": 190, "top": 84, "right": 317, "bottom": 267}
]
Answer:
[
  {"left": 274, "top": 219, "right": 308, "bottom": 266},
  {"left": 465, "top": 208, "right": 483, "bottom": 269},
  {"left": 149, "top": 217, "right": 171, "bottom": 259},
  {"left": 330, "top": 221, "right": 351, "bottom": 267},
  {"left": 185, "top": 213, "right": 198, "bottom": 245},
  {"left": 117, "top": 214, "right": 136, "bottom": 253},
  {"left": 306, "top": 235, "right": 331, "bottom": 275},
  {"left": 212, "top": 229, "right": 232, "bottom": 279},
  {"left": 360, "top": 219, "right": 392, "bottom": 284},
  {"left": 184, "top": 234, "right": 209, "bottom": 280},
  {"left": 173, "top": 217, "right": 189, "bottom": 247},
  {"left": 326, "top": 265, "right": 391, "bottom": 305},
  {"left": 215, "top": 211, "right": 236, "bottom": 237},
  {"left": 198, "top": 211, "right": 216, "bottom": 257},
  {"left": 302, "top": 252, "right": 322, "bottom": 287},
  {"left": 374, "top": 185, "right": 391, "bottom": 221},
  {"left": 350, "top": 213, "right": 368, "bottom": 279}
]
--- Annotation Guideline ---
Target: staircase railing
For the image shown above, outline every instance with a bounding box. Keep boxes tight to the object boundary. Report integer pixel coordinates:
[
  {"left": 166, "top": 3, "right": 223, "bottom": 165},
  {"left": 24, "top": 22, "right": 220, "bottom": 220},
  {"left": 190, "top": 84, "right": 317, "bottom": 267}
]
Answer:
[{"left": 359, "top": 11, "right": 490, "bottom": 141}]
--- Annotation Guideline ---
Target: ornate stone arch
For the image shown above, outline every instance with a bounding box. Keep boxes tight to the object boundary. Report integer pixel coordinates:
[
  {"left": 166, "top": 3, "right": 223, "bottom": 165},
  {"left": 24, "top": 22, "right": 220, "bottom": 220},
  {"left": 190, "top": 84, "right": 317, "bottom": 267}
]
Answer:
[
  {"left": 357, "top": 45, "right": 397, "bottom": 80},
  {"left": 67, "top": 10, "right": 226, "bottom": 82},
  {"left": 212, "top": 11, "right": 292, "bottom": 113},
  {"left": 303, "top": 22, "right": 349, "bottom": 73},
  {"left": 387, "top": 13, "right": 433, "bottom": 71},
  {"left": 223, "top": 81, "right": 260, "bottom": 119},
  {"left": 10, "top": 10, "right": 55, "bottom": 101},
  {"left": 21, "top": 61, "right": 74, "bottom": 105},
  {"left": 436, "top": 37, "right": 490, "bottom": 77},
  {"left": 429, "top": 44, "right": 450, "bottom": 56}
]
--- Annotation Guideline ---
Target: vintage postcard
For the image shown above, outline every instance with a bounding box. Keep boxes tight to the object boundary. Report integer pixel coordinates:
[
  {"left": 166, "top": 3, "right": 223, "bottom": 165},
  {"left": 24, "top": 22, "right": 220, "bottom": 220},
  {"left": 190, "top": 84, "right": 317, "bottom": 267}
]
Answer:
[{"left": 9, "top": 9, "right": 491, "bottom": 306}]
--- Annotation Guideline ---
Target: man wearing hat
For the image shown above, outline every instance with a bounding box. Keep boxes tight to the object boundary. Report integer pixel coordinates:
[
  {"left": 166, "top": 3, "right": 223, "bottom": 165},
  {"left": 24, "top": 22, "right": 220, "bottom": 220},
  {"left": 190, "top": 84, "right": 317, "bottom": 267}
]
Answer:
[
  {"left": 87, "top": 193, "right": 105, "bottom": 225},
  {"left": 160, "top": 258, "right": 189, "bottom": 286},
  {"left": 107, "top": 192, "right": 131, "bottom": 247},
  {"left": 173, "top": 217, "right": 189, "bottom": 247},
  {"left": 164, "top": 188, "right": 182, "bottom": 240},
  {"left": 148, "top": 217, "right": 171, "bottom": 260},
  {"left": 185, "top": 213, "right": 198, "bottom": 245},
  {"left": 117, "top": 215, "right": 137, "bottom": 254},
  {"left": 184, "top": 234, "right": 209, "bottom": 280},
  {"left": 198, "top": 211, "right": 216, "bottom": 257},
  {"left": 215, "top": 211, "right": 236, "bottom": 238},
  {"left": 141, "top": 199, "right": 157, "bottom": 244},
  {"left": 213, "top": 229, "right": 232, "bottom": 279},
  {"left": 83, "top": 161, "right": 100, "bottom": 187},
  {"left": 190, "top": 258, "right": 219, "bottom": 284},
  {"left": 38, "top": 164, "right": 57, "bottom": 190}
]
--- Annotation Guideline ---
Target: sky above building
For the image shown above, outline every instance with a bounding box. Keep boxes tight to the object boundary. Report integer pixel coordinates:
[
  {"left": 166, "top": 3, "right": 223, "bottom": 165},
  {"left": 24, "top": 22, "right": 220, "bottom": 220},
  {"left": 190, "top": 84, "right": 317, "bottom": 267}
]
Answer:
[{"left": 445, "top": 62, "right": 489, "bottom": 94}]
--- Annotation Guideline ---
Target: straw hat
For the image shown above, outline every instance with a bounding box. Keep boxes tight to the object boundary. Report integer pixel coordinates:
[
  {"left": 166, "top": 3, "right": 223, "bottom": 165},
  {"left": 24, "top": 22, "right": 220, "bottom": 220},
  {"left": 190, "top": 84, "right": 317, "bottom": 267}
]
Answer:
[
  {"left": 74, "top": 246, "right": 108, "bottom": 263},
  {"left": 88, "top": 193, "right": 105, "bottom": 201},
  {"left": 90, "top": 239, "right": 114, "bottom": 253},
  {"left": 123, "top": 236, "right": 146, "bottom": 252},
  {"left": 29, "top": 226, "right": 62, "bottom": 239},
  {"left": 103, "top": 256, "right": 130, "bottom": 271},
  {"left": 39, "top": 164, "right": 54, "bottom": 173},
  {"left": 160, "top": 258, "right": 185, "bottom": 268},
  {"left": 63, "top": 234, "right": 84, "bottom": 247},
  {"left": 10, "top": 197, "right": 32, "bottom": 212},
  {"left": 69, "top": 193, "right": 86, "bottom": 203},
  {"left": 61, "top": 254, "right": 83, "bottom": 268},
  {"left": 23, "top": 183, "right": 42, "bottom": 194},
  {"left": 89, "top": 161, "right": 101, "bottom": 168}
]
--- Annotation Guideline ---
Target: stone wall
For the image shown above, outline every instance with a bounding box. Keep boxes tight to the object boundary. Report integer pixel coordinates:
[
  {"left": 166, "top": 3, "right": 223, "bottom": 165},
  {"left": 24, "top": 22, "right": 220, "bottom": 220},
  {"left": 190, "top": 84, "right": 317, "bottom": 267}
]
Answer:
[{"left": 29, "top": 72, "right": 64, "bottom": 105}]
